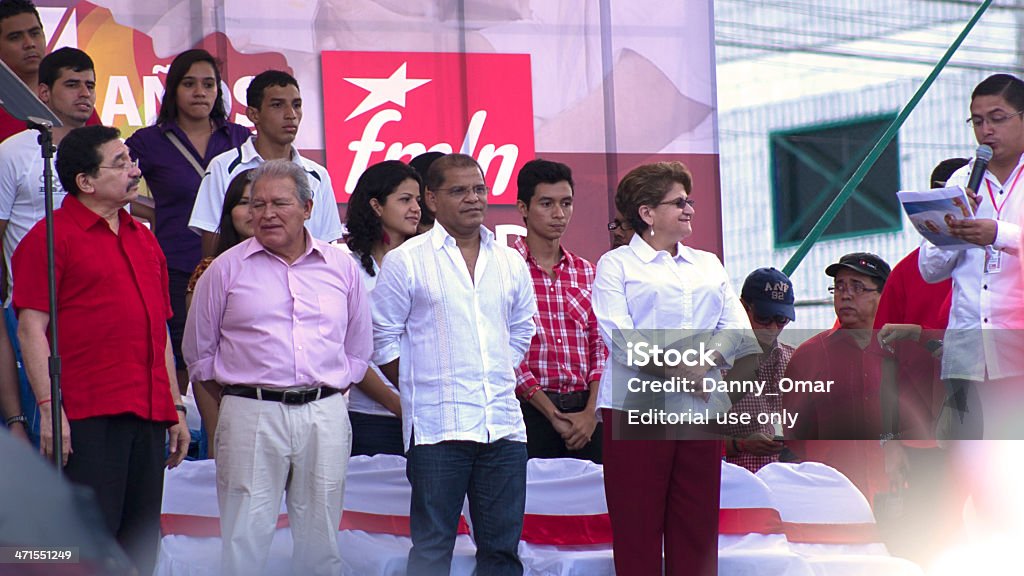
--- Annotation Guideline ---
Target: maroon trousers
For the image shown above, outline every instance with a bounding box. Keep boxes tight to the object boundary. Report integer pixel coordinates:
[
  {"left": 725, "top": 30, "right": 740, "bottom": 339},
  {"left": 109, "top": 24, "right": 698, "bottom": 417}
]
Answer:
[{"left": 601, "top": 409, "right": 721, "bottom": 576}]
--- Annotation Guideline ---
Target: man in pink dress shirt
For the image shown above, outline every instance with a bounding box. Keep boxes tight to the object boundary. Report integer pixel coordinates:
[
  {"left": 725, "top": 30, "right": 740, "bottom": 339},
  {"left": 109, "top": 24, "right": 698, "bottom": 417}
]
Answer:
[{"left": 183, "top": 159, "right": 372, "bottom": 576}]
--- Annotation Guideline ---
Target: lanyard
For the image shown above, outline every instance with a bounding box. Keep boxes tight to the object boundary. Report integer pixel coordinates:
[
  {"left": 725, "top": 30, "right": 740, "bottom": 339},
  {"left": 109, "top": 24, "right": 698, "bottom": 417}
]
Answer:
[{"left": 985, "top": 166, "right": 1024, "bottom": 218}]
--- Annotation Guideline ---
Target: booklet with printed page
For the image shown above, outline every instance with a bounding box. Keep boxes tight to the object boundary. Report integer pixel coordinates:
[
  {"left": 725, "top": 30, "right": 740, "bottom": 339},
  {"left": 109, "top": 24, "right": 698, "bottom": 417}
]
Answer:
[{"left": 897, "top": 185, "right": 976, "bottom": 250}]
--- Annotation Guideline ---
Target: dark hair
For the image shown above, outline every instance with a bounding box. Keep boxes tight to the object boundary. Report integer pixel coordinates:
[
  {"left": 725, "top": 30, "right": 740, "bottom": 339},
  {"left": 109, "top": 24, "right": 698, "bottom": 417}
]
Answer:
[
  {"left": 0, "top": 0, "right": 40, "bottom": 29},
  {"left": 246, "top": 70, "right": 298, "bottom": 110},
  {"left": 345, "top": 160, "right": 422, "bottom": 276},
  {"left": 56, "top": 125, "right": 120, "bottom": 196},
  {"left": 424, "top": 153, "right": 482, "bottom": 192},
  {"left": 156, "top": 49, "right": 227, "bottom": 125},
  {"left": 615, "top": 161, "right": 693, "bottom": 234},
  {"left": 215, "top": 169, "right": 255, "bottom": 254},
  {"left": 972, "top": 74, "right": 1024, "bottom": 112},
  {"left": 38, "top": 47, "right": 93, "bottom": 88},
  {"left": 516, "top": 158, "right": 574, "bottom": 206},
  {"left": 409, "top": 151, "right": 443, "bottom": 227},
  {"left": 930, "top": 158, "right": 969, "bottom": 189}
]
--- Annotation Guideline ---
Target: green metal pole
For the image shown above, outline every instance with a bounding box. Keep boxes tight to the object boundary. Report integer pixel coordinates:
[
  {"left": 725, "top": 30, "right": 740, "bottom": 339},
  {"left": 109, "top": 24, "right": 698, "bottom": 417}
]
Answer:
[{"left": 782, "top": 0, "right": 993, "bottom": 277}]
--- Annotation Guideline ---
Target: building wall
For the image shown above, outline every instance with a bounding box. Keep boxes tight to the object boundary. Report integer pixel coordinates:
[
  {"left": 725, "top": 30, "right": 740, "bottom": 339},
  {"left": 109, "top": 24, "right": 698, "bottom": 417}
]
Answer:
[{"left": 718, "top": 70, "right": 987, "bottom": 334}]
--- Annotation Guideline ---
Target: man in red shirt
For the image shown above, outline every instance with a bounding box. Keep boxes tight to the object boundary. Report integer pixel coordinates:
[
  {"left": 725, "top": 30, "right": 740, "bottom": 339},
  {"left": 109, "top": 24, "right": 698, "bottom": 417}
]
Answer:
[
  {"left": 783, "top": 253, "right": 899, "bottom": 504},
  {"left": 513, "top": 158, "right": 607, "bottom": 462},
  {"left": 12, "top": 125, "right": 190, "bottom": 576},
  {"left": 0, "top": 0, "right": 46, "bottom": 141}
]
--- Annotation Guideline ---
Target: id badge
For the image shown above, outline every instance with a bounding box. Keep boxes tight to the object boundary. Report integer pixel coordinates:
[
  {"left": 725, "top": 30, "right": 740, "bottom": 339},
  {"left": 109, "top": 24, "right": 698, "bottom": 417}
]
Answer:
[{"left": 985, "top": 248, "right": 1002, "bottom": 274}]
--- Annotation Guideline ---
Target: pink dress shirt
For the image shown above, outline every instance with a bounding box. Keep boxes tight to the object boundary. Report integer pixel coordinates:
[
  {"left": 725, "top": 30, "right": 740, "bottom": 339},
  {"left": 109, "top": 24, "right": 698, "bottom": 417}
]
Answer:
[{"left": 183, "top": 235, "right": 372, "bottom": 390}]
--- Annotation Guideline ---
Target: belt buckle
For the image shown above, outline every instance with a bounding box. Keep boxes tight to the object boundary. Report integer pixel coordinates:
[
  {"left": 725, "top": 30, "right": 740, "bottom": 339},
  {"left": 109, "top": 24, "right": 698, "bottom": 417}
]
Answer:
[{"left": 281, "top": 389, "right": 305, "bottom": 405}]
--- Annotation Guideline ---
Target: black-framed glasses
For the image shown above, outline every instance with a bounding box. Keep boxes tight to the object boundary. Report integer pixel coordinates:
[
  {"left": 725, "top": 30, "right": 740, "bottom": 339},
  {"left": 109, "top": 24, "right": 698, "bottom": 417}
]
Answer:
[
  {"left": 657, "top": 197, "right": 695, "bottom": 210},
  {"left": 434, "top": 185, "right": 489, "bottom": 199},
  {"left": 752, "top": 313, "right": 791, "bottom": 327},
  {"left": 828, "top": 281, "right": 881, "bottom": 296},
  {"left": 607, "top": 219, "right": 633, "bottom": 231},
  {"left": 966, "top": 110, "right": 1024, "bottom": 127}
]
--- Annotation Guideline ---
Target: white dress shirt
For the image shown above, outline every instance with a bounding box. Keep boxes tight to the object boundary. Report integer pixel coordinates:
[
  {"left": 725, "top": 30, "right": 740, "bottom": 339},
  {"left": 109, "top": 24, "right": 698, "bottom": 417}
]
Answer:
[
  {"left": 919, "top": 158, "right": 1024, "bottom": 381},
  {"left": 593, "top": 234, "right": 760, "bottom": 414},
  {"left": 372, "top": 224, "right": 537, "bottom": 450}
]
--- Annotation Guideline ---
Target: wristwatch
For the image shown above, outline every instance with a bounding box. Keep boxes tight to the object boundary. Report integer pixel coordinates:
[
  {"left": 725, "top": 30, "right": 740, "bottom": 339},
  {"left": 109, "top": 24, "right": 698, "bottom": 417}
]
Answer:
[
  {"left": 5, "top": 414, "right": 27, "bottom": 427},
  {"left": 175, "top": 404, "right": 187, "bottom": 417}
]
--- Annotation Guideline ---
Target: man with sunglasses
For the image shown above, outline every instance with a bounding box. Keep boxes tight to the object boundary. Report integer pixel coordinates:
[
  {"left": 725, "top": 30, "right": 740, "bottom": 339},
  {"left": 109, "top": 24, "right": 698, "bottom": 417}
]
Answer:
[
  {"left": 722, "top": 268, "right": 795, "bottom": 472},
  {"left": 607, "top": 207, "right": 634, "bottom": 249}
]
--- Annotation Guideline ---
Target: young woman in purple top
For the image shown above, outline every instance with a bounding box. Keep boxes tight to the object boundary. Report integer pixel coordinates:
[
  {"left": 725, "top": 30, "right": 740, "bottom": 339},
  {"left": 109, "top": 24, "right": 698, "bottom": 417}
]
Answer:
[{"left": 126, "top": 49, "right": 251, "bottom": 440}]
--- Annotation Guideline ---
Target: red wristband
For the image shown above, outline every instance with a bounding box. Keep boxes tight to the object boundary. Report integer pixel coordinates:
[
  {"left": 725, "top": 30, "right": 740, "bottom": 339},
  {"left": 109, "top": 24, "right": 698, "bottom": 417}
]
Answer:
[
  {"left": 523, "top": 385, "right": 543, "bottom": 402},
  {"left": 37, "top": 397, "right": 52, "bottom": 408}
]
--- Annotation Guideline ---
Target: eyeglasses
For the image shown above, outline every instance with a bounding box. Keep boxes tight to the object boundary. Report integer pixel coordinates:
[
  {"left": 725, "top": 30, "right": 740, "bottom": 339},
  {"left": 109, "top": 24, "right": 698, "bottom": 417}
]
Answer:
[
  {"left": 434, "top": 185, "right": 489, "bottom": 199},
  {"left": 607, "top": 219, "right": 633, "bottom": 231},
  {"left": 828, "top": 281, "right": 881, "bottom": 296},
  {"left": 657, "top": 197, "right": 696, "bottom": 210},
  {"left": 966, "top": 110, "right": 1024, "bottom": 127},
  {"left": 98, "top": 158, "right": 139, "bottom": 172},
  {"left": 752, "top": 313, "right": 791, "bottom": 327}
]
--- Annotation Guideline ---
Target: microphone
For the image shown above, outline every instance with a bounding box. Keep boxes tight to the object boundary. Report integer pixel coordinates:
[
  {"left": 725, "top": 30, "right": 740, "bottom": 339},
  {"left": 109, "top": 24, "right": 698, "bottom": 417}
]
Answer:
[{"left": 965, "top": 144, "right": 992, "bottom": 194}]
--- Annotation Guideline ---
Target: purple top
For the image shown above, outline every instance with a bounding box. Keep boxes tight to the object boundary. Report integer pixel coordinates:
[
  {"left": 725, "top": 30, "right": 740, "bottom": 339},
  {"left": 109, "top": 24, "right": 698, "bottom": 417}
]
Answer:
[{"left": 126, "top": 120, "right": 251, "bottom": 272}]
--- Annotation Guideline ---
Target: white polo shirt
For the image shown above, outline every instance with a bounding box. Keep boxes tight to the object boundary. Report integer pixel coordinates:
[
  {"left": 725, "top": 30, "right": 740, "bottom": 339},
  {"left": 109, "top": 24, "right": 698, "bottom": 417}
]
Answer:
[
  {"left": 188, "top": 136, "right": 343, "bottom": 242},
  {"left": 0, "top": 129, "right": 68, "bottom": 305}
]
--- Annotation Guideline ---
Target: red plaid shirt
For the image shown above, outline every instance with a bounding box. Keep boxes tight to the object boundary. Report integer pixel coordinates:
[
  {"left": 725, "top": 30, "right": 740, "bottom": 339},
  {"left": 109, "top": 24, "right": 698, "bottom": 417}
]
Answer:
[
  {"left": 722, "top": 340, "right": 794, "bottom": 472},
  {"left": 513, "top": 237, "right": 606, "bottom": 396}
]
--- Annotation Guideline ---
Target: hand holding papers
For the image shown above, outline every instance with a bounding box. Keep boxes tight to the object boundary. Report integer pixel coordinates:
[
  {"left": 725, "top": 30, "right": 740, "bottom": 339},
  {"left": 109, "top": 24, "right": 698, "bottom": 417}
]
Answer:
[{"left": 898, "top": 185, "right": 977, "bottom": 250}]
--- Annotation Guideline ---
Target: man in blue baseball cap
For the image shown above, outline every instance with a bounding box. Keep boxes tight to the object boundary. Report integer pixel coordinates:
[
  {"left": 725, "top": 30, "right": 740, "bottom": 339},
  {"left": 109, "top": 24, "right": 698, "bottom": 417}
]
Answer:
[{"left": 722, "top": 267, "right": 796, "bottom": 472}]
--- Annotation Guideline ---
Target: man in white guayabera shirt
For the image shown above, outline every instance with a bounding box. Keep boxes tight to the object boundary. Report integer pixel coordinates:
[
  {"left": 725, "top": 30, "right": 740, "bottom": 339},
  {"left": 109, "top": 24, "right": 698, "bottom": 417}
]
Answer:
[{"left": 372, "top": 153, "right": 536, "bottom": 576}]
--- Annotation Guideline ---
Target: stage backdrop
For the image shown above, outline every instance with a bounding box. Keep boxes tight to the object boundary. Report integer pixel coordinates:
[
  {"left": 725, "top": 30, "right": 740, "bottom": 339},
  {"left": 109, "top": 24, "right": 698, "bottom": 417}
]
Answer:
[{"left": 40, "top": 0, "right": 721, "bottom": 263}]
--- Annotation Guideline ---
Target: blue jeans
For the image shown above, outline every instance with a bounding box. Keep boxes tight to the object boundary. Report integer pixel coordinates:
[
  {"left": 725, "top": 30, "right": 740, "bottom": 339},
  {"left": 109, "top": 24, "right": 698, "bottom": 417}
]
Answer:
[
  {"left": 5, "top": 307, "right": 38, "bottom": 446},
  {"left": 406, "top": 438, "right": 527, "bottom": 576},
  {"left": 349, "top": 411, "right": 405, "bottom": 457}
]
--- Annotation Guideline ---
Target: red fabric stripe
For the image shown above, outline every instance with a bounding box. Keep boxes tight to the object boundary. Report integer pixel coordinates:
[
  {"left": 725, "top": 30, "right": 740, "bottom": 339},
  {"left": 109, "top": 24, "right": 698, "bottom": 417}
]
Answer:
[
  {"left": 161, "top": 512, "right": 470, "bottom": 537},
  {"left": 161, "top": 513, "right": 289, "bottom": 537},
  {"left": 717, "top": 508, "right": 784, "bottom": 535},
  {"left": 520, "top": 513, "right": 613, "bottom": 545},
  {"left": 782, "top": 521, "right": 881, "bottom": 544}
]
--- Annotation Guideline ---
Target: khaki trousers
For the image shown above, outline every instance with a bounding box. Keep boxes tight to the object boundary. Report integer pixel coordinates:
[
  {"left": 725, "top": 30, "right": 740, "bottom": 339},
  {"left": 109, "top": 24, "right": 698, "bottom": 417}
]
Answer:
[{"left": 216, "top": 391, "right": 351, "bottom": 576}]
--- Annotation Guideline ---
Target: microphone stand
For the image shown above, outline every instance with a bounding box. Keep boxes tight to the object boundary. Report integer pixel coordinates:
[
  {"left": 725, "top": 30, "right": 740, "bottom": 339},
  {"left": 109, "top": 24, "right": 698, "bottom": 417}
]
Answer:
[{"left": 26, "top": 117, "right": 63, "bottom": 475}]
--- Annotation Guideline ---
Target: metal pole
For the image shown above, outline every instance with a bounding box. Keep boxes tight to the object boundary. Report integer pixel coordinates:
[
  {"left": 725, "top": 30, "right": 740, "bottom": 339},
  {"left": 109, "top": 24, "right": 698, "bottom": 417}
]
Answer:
[
  {"left": 782, "top": 0, "right": 994, "bottom": 276},
  {"left": 32, "top": 123, "right": 63, "bottom": 474}
]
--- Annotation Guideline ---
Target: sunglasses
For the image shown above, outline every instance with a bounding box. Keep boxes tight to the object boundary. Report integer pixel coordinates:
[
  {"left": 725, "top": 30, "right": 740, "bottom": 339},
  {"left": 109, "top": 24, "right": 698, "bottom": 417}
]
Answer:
[{"left": 752, "top": 313, "right": 791, "bottom": 327}]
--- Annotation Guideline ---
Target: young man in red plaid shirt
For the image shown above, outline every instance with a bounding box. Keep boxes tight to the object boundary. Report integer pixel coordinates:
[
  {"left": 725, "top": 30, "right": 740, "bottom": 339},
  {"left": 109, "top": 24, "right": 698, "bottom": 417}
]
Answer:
[
  {"left": 722, "top": 267, "right": 795, "bottom": 472},
  {"left": 513, "top": 159, "right": 607, "bottom": 463}
]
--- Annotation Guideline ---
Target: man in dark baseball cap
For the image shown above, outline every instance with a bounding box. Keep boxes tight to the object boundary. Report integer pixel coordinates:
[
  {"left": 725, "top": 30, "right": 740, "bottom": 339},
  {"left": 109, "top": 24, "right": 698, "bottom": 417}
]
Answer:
[
  {"left": 824, "top": 252, "right": 890, "bottom": 332},
  {"left": 724, "top": 268, "right": 796, "bottom": 472},
  {"left": 741, "top": 268, "right": 796, "bottom": 329},
  {"left": 825, "top": 252, "right": 891, "bottom": 287}
]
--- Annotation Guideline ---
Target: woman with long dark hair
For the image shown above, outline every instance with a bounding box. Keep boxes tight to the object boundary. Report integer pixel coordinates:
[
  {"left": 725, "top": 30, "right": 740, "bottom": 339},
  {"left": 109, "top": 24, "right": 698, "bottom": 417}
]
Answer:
[
  {"left": 126, "top": 49, "right": 251, "bottom": 417},
  {"left": 344, "top": 160, "right": 422, "bottom": 456}
]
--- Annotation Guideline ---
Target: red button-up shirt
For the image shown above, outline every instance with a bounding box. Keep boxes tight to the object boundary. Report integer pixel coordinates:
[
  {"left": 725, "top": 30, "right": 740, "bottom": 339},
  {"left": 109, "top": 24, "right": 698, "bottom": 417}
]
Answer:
[
  {"left": 12, "top": 194, "right": 177, "bottom": 423},
  {"left": 782, "top": 328, "right": 932, "bottom": 503},
  {"left": 512, "top": 236, "right": 606, "bottom": 397}
]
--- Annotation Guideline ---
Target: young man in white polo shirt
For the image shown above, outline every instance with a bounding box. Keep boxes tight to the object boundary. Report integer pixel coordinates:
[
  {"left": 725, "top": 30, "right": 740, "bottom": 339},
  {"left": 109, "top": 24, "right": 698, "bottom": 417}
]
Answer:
[{"left": 188, "top": 70, "right": 343, "bottom": 255}]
